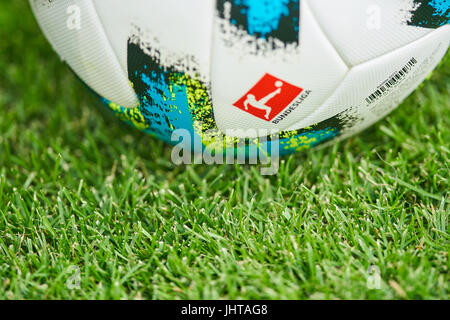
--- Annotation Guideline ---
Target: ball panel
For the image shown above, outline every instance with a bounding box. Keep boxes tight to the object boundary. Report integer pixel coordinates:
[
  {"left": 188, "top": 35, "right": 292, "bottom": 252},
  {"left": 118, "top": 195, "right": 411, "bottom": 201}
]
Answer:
[
  {"left": 211, "top": 0, "right": 348, "bottom": 137},
  {"left": 308, "top": 0, "right": 437, "bottom": 66},
  {"left": 92, "top": 0, "right": 215, "bottom": 83},
  {"left": 30, "top": 0, "right": 139, "bottom": 107},
  {"left": 286, "top": 25, "right": 450, "bottom": 137},
  {"left": 93, "top": 0, "right": 216, "bottom": 145}
]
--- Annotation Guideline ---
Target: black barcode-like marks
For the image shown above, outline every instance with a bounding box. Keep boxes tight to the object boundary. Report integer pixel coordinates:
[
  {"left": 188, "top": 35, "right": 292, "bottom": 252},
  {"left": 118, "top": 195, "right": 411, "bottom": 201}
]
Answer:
[{"left": 365, "top": 57, "right": 418, "bottom": 105}]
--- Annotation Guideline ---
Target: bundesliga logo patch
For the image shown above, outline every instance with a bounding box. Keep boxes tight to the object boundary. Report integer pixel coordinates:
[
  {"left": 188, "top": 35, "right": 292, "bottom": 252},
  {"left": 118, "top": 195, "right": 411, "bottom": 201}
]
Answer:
[{"left": 233, "top": 74, "right": 303, "bottom": 122}]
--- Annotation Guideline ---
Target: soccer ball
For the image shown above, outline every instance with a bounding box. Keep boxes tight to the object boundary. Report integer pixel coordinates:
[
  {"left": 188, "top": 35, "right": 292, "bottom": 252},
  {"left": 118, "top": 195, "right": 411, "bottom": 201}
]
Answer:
[{"left": 30, "top": 0, "right": 449, "bottom": 157}]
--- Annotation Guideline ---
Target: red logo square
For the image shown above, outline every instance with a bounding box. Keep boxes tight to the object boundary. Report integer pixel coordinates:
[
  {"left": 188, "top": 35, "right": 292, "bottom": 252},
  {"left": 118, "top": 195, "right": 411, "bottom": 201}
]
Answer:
[{"left": 233, "top": 74, "right": 303, "bottom": 122}]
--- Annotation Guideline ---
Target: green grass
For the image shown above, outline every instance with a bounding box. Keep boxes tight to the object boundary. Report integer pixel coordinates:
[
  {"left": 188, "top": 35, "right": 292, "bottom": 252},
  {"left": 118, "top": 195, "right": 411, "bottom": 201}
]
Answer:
[{"left": 0, "top": 2, "right": 448, "bottom": 300}]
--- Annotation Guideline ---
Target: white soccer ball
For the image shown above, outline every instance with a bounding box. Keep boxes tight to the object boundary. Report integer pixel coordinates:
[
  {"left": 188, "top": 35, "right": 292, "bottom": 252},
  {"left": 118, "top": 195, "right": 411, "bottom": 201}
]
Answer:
[{"left": 30, "top": 0, "right": 449, "bottom": 157}]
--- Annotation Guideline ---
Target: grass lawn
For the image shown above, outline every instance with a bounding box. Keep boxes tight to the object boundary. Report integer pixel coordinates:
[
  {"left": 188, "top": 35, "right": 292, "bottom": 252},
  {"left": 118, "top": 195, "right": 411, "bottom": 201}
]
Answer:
[{"left": 0, "top": 2, "right": 448, "bottom": 300}]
